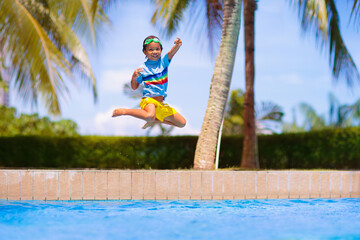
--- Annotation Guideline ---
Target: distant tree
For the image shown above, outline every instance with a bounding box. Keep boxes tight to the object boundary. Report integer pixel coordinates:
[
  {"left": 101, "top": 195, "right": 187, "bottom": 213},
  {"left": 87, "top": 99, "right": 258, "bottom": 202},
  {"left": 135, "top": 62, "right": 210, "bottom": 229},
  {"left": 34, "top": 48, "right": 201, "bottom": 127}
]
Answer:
[
  {"left": 223, "top": 89, "right": 245, "bottom": 136},
  {"left": 147, "top": 0, "right": 360, "bottom": 169},
  {"left": 298, "top": 103, "right": 327, "bottom": 130},
  {"left": 256, "top": 101, "right": 284, "bottom": 134},
  {"left": 0, "top": 106, "right": 79, "bottom": 136},
  {"left": 150, "top": 0, "right": 234, "bottom": 169},
  {"left": 328, "top": 93, "right": 360, "bottom": 128},
  {"left": 284, "top": 93, "right": 360, "bottom": 131},
  {"left": 223, "top": 89, "right": 284, "bottom": 135},
  {"left": 282, "top": 108, "right": 306, "bottom": 133},
  {"left": 0, "top": 57, "right": 8, "bottom": 92}
]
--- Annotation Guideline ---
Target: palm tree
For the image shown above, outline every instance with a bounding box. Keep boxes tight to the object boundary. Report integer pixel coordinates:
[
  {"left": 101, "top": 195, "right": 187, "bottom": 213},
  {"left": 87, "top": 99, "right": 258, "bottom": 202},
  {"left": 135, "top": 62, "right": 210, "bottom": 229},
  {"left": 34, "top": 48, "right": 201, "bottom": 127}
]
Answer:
[
  {"left": 223, "top": 89, "right": 245, "bottom": 136},
  {"left": 193, "top": 0, "right": 241, "bottom": 169},
  {"left": 290, "top": 0, "right": 360, "bottom": 86},
  {"left": 150, "top": 0, "right": 239, "bottom": 169},
  {"left": 241, "top": 0, "right": 258, "bottom": 168},
  {"left": 299, "top": 103, "right": 327, "bottom": 130},
  {"left": 256, "top": 101, "right": 284, "bottom": 134},
  {"left": 0, "top": 0, "right": 112, "bottom": 115},
  {"left": 329, "top": 93, "right": 360, "bottom": 128},
  {"left": 0, "top": 56, "right": 9, "bottom": 106},
  {"left": 286, "top": 93, "right": 360, "bottom": 131},
  {"left": 240, "top": 0, "right": 360, "bottom": 168},
  {"left": 151, "top": 0, "right": 360, "bottom": 170},
  {"left": 223, "top": 89, "right": 284, "bottom": 135}
]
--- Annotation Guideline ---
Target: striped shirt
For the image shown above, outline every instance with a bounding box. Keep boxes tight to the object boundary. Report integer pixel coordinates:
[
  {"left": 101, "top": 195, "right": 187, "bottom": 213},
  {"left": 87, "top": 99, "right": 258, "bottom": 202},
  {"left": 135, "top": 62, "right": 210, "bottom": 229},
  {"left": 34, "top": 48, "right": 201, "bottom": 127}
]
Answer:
[{"left": 136, "top": 53, "right": 171, "bottom": 99}]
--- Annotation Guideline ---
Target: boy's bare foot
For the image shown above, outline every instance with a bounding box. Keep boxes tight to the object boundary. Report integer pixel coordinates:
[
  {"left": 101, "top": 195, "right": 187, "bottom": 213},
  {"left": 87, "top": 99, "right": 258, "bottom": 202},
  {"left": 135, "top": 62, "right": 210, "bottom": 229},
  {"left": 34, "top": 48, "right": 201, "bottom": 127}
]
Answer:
[
  {"left": 142, "top": 122, "right": 155, "bottom": 129},
  {"left": 112, "top": 108, "right": 125, "bottom": 117}
]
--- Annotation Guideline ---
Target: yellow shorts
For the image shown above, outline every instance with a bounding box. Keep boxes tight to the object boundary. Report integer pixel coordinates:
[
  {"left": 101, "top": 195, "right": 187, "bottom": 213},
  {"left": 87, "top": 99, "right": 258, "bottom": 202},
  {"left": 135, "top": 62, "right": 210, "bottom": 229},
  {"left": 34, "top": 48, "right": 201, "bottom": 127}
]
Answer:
[{"left": 140, "top": 97, "right": 177, "bottom": 122}]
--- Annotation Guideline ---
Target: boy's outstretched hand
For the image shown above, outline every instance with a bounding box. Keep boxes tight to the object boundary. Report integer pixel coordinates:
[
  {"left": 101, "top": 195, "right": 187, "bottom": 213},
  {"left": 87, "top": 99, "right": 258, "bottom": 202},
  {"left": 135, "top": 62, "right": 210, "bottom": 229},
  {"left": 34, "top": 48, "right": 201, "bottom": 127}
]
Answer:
[
  {"left": 174, "top": 38, "right": 182, "bottom": 47},
  {"left": 168, "top": 37, "right": 182, "bottom": 60},
  {"left": 131, "top": 67, "right": 143, "bottom": 90}
]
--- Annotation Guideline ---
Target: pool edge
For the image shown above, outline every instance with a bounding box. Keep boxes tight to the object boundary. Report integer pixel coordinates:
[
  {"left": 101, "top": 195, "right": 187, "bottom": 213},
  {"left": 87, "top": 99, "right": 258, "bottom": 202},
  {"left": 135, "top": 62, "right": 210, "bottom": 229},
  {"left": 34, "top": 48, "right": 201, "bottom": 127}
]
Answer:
[{"left": 0, "top": 170, "right": 359, "bottom": 200}]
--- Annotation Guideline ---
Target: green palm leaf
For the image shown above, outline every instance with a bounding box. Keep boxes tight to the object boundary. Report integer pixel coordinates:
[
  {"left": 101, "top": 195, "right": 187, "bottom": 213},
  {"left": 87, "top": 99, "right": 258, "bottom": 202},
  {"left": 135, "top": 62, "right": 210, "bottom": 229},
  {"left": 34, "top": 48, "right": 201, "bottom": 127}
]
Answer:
[
  {"left": 0, "top": 0, "right": 109, "bottom": 114},
  {"left": 299, "top": 102, "right": 326, "bottom": 130},
  {"left": 151, "top": 0, "right": 223, "bottom": 54},
  {"left": 351, "top": 0, "right": 360, "bottom": 21},
  {"left": 291, "top": 0, "right": 360, "bottom": 87},
  {"left": 151, "top": 0, "right": 194, "bottom": 37}
]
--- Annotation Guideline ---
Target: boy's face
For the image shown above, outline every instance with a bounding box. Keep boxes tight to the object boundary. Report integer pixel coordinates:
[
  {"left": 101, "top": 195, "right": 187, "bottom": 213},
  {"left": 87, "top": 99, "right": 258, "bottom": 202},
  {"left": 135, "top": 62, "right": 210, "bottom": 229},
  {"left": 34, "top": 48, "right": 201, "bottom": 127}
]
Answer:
[{"left": 143, "top": 42, "right": 162, "bottom": 61}]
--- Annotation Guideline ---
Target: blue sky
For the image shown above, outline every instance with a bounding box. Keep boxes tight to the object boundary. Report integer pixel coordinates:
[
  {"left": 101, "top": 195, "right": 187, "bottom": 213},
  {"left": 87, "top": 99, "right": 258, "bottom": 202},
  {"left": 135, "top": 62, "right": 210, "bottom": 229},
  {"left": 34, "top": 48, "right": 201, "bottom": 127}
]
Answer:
[{"left": 10, "top": 0, "right": 360, "bottom": 136}]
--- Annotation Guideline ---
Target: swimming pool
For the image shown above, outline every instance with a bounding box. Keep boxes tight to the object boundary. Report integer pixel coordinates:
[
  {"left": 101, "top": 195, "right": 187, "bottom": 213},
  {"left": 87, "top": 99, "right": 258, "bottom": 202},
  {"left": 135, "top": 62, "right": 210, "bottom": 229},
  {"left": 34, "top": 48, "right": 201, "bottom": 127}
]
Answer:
[{"left": 1, "top": 198, "right": 359, "bottom": 239}]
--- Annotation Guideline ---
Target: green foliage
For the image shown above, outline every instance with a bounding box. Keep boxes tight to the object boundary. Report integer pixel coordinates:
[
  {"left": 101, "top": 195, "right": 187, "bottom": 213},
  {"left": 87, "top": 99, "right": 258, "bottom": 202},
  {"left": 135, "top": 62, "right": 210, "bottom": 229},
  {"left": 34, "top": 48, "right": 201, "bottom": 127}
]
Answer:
[
  {"left": 0, "top": 136, "right": 197, "bottom": 169},
  {"left": 223, "top": 89, "right": 245, "bottom": 136},
  {"left": 0, "top": 0, "right": 112, "bottom": 115},
  {"left": 0, "top": 57, "right": 8, "bottom": 92},
  {"left": 0, "top": 106, "right": 78, "bottom": 136},
  {"left": 0, "top": 128, "right": 359, "bottom": 169},
  {"left": 223, "top": 89, "right": 284, "bottom": 135},
  {"left": 220, "top": 127, "right": 360, "bottom": 169},
  {"left": 287, "top": 93, "right": 360, "bottom": 132}
]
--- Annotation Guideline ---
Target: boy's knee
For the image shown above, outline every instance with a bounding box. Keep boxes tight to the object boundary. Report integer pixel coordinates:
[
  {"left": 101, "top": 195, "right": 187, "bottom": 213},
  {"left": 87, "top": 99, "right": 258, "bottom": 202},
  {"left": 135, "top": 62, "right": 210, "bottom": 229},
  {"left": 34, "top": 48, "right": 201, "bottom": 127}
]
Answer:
[
  {"left": 178, "top": 119, "right": 186, "bottom": 128},
  {"left": 145, "top": 112, "right": 156, "bottom": 122}
]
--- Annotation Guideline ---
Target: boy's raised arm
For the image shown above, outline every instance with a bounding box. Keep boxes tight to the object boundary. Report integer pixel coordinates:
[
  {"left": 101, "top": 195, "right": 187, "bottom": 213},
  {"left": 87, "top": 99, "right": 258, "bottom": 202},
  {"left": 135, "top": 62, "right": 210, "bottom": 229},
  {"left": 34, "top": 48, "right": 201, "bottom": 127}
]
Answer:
[
  {"left": 168, "top": 38, "right": 182, "bottom": 61},
  {"left": 131, "top": 68, "right": 143, "bottom": 90}
]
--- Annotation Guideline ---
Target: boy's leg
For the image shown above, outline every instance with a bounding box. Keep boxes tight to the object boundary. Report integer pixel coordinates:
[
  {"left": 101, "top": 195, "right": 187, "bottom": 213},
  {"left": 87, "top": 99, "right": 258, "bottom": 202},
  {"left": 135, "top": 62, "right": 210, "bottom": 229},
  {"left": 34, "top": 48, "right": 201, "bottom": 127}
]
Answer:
[
  {"left": 112, "top": 104, "right": 156, "bottom": 122},
  {"left": 163, "top": 113, "right": 186, "bottom": 128},
  {"left": 141, "top": 113, "right": 186, "bottom": 129}
]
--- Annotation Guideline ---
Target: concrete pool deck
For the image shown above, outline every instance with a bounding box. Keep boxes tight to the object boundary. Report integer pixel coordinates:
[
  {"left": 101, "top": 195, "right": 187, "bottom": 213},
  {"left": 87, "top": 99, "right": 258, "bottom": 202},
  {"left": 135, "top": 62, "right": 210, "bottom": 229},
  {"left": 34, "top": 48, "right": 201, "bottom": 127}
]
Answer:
[{"left": 0, "top": 170, "right": 359, "bottom": 200}]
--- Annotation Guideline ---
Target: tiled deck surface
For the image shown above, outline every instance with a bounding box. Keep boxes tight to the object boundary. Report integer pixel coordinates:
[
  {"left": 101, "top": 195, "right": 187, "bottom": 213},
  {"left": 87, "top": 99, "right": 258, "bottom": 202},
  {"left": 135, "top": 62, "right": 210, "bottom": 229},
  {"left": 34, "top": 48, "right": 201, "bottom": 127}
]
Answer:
[{"left": 0, "top": 170, "right": 359, "bottom": 200}]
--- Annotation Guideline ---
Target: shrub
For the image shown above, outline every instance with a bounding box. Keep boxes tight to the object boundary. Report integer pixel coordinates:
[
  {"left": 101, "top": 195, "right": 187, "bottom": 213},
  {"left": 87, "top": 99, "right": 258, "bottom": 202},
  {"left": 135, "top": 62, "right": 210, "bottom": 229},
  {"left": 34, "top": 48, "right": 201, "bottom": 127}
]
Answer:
[{"left": 0, "top": 127, "right": 359, "bottom": 169}]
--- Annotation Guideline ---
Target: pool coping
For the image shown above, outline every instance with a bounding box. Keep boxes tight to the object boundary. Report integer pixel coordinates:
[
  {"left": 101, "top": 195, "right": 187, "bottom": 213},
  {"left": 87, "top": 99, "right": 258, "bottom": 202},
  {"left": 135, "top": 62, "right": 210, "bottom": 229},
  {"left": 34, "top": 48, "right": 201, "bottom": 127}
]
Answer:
[{"left": 0, "top": 170, "right": 359, "bottom": 200}]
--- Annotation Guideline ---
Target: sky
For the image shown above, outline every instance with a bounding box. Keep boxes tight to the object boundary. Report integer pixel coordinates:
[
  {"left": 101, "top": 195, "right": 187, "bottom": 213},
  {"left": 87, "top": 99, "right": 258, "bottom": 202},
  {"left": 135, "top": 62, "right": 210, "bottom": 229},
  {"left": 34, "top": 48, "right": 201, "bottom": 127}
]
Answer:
[{"left": 9, "top": 0, "right": 360, "bottom": 136}]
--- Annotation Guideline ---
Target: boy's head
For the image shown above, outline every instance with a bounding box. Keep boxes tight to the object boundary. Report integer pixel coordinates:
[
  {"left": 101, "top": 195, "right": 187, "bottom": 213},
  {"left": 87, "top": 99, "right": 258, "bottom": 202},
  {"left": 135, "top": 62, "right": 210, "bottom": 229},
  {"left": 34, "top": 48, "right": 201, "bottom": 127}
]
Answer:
[
  {"left": 142, "top": 35, "right": 163, "bottom": 52},
  {"left": 142, "top": 35, "right": 163, "bottom": 61}
]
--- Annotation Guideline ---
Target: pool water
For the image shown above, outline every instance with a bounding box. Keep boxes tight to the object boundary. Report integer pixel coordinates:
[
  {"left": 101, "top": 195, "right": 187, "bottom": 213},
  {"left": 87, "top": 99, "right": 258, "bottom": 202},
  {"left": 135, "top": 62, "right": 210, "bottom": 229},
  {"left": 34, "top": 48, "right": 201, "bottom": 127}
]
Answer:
[{"left": 0, "top": 198, "right": 359, "bottom": 239}]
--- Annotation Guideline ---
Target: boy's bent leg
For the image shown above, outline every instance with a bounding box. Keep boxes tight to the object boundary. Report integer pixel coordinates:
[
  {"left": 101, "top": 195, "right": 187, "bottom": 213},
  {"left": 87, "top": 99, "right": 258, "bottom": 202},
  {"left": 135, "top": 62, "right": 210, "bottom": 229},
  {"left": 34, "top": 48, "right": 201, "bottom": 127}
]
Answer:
[
  {"left": 163, "top": 113, "right": 186, "bottom": 128},
  {"left": 112, "top": 104, "right": 156, "bottom": 122}
]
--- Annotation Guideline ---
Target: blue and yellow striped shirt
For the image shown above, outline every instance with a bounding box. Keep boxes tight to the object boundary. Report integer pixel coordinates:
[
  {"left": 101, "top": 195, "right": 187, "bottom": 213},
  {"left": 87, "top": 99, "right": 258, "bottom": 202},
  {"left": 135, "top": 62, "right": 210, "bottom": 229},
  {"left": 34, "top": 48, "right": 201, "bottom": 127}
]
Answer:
[{"left": 136, "top": 54, "right": 171, "bottom": 99}]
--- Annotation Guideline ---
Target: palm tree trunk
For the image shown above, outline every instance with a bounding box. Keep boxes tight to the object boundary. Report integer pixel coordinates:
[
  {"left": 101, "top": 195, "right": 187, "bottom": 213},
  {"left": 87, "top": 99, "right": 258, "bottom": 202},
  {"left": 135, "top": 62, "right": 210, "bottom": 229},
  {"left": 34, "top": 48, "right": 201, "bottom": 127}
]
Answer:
[
  {"left": 241, "top": 0, "right": 259, "bottom": 169},
  {"left": 194, "top": 0, "right": 242, "bottom": 170}
]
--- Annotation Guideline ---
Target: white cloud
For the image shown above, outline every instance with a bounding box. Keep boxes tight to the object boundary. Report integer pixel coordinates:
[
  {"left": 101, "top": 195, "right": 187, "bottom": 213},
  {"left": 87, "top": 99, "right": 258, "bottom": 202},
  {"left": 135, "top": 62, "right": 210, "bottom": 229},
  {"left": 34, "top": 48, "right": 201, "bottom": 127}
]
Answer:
[
  {"left": 93, "top": 107, "right": 145, "bottom": 136},
  {"left": 89, "top": 106, "right": 200, "bottom": 136},
  {"left": 171, "top": 124, "right": 200, "bottom": 136},
  {"left": 100, "top": 69, "right": 133, "bottom": 93}
]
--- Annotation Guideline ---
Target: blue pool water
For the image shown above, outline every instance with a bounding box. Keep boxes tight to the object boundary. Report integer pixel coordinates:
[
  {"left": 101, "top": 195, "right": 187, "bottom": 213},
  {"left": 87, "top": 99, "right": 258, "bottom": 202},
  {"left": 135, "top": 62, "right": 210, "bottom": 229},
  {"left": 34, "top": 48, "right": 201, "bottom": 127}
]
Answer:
[{"left": 0, "top": 198, "right": 359, "bottom": 240}]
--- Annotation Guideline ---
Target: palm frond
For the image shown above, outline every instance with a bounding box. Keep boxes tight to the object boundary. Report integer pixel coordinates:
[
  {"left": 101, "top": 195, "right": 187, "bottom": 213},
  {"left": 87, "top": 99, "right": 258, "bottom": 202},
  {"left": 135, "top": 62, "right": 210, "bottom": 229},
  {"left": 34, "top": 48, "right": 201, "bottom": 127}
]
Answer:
[
  {"left": 351, "top": 0, "right": 360, "bottom": 22},
  {"left": 290, "top": 0, "right": 360, "bottom": 87},
  {"left": 151, "top": 0, "right": 193, "bottom": 37},
  {"left": 256, "top": 102, "right": 284, "bottom": 121},
  {"left": 3, "top": 0, "right": 72, "bottom": 114},
  {"left": 0, "top": 0, "right": 107, "bottom": 115},
  {"left": 205, "top": 0, "right": 224, "bottom": 57},
  {"left": 296, "top": 0, "right": 328, "bottom": 36},
  {"left": 328, "top": 92, "right": 339, "bottom": 125},
  {"left": 90, "top": 0, "right": 114, "bottom": 21},
  {"left": 151, "top": 0, "right": 223, "bottom": 56},
  {"left": 299, "top": 102, "right": 326, "bottom": 130},
  {"left": 48, "top": 8, "right": 97, "bottom": 101},
  {"left": 338, "top": 104, "right": 353, "bottom": 127},
  {"left": 327, "top": 0, "right": 359, "bottom": 86},
  {"left": 352, "top": 98, "right": 360, "bottom": 119},
  {"left": 79, "top": 0, "right": 96, "bottom": 43}
]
